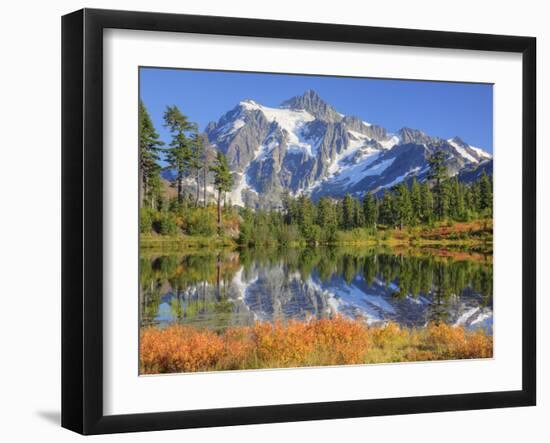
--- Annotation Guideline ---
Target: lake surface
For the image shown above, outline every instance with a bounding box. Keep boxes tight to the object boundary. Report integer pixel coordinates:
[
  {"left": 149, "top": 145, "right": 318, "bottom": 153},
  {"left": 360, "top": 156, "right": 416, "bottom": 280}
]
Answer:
[{"left": 139, "top": 247, "right": 493, "bottom": 333}]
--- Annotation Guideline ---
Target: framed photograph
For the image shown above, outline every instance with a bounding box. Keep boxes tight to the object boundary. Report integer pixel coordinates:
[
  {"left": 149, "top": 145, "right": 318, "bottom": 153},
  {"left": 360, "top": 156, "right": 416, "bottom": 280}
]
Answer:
[{"left": 62, "top": 8, "right": 536, "bottom": 435}]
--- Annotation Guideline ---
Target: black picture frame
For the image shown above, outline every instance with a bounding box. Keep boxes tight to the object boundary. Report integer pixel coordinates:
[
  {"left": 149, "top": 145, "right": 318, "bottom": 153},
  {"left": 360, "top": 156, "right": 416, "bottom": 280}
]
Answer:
[{"left": 62, "top": 8, "right": 537, "bottom": 435}]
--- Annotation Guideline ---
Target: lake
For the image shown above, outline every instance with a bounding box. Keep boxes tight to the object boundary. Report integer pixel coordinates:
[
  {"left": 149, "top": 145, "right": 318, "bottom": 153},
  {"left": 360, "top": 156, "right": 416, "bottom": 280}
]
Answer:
[{"left": 139, "top": 247, "right": 493, "bottom": 333}]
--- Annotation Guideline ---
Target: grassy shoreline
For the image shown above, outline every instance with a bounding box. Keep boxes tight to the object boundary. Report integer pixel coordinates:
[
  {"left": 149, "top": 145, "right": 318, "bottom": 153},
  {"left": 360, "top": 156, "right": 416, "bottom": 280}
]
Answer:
[
  {"left": 140, "top": 317, "right": 492, "bottom": 374},
  {"left": 140, "top": 219, "right": 493, "bottom": 255},
  {"left": 140, "top": 234, "right": 236, "bottom": 250}
]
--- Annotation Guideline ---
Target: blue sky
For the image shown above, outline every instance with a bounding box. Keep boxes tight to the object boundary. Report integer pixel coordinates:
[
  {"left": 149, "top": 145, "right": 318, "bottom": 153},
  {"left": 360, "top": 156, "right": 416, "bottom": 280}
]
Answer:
[{"left": 140, "top": 67, "right": 493, "bottom": 153}]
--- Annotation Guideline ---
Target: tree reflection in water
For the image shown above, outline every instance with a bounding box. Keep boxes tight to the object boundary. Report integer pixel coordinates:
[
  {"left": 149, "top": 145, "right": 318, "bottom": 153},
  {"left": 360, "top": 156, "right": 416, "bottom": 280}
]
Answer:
[{"left": 139, "top": 247, "right": 493, "bottom": 333}]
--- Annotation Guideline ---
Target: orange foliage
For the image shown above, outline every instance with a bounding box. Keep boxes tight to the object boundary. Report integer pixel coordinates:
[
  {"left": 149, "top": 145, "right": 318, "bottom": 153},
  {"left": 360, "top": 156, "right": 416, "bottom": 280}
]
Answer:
[
  {"left": 140, "top": 326, "right": 224, "bottom": 373},
  {"left": 139, "top": 318, "right": 492, "bottom": 374},
  {"left": 423, "top": 322, "right": 493, "bottom": 359}
]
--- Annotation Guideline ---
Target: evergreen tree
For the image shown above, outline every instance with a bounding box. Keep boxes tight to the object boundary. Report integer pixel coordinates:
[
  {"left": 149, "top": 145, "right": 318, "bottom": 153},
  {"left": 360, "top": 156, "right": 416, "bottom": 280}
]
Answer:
[
  {"left": 479, "top": 171, "right": 493, "bottom": 216},
  {"left": 297, "top": 195, "right": 318, "bottom": 243},
  {"left": 379, "top": 192, "right": 394, "bottom": 227},
  {"left": 471, "top": 181, "right": 481, "bottom": 215},
  {"left": 439, "top": 179, "right": 452, "bottom": 220},
  {"left": 342, "top": 193, "right": 355, "bottom": 229},
  {"left": 139, "top": 100, "right": 163, "bottom": 208},
  {"left": 394, "top": 183, "right": 413, "bottom": 229},
  {"left": 420, "top": 181, "right": 434, "bottom": 223},
  {"left": 297, "top": 195, "right": 315, "bottom": 229},
  {"left": 163, "top": 105, "right": 197, "bottom": 203},
  {"left": 354, "top": 198, "right": 366, "bottom": 227},
  {"left": 189, "top": 131, "right": 206, "bottom": 207},
  {"left": 317, "top": 197, "right": 337, "bottom": 241},
  {"left": 410, "top": 178, "right": 422, "bottom": 225},
  {"left": 210, "top": 151, "right": 233, "bottom": 232},
  {"left": 281, "top": 190, "right": 295, "bottom": 225},
  {"left": 448, "top": 177, "right": 459, "bottom": 219},
  {"left": 336, "top": 199, "right": 345, "bottom": 228},
  {"left": 427, "top": 148, "right": 448, "bottom": 220},
  {"left": 450, "top": 178, "right": 466, "bottom": 220},
  {"left": 363, "top": 193, "right": 378, "bottom": 229}
]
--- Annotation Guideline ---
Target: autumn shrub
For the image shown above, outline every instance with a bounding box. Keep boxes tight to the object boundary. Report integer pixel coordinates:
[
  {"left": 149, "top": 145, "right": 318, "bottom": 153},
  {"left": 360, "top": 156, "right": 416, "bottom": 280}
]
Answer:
[
  {"left": 309, "top": 317, "right": 370, "bottom": 364},
  {"left": 140, "top": 325, "right": 224, "bottom": 373},
  {"left": 424, "top": 322, "right": 492, "bottom": 359},
  {"left": 140, "top": 318, "right": 493, "bottom": 374},
  {"left": 217, "top": 326, "right": 256, "bottom": 370}
]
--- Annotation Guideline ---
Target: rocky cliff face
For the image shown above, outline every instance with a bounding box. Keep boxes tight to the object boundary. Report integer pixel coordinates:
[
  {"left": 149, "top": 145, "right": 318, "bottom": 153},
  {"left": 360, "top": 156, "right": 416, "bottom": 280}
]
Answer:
[{"left": 203, "top": 90, "right": 492, "bottom": 207}]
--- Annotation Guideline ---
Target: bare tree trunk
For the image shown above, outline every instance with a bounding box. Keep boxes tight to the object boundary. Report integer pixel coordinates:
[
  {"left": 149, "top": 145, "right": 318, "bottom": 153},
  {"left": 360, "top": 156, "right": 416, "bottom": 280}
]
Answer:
[
  {"left": 139, "top": 171, "right": 145, "bottom": 208},
  {"left": 217, "top": 189, "right": 222, "bottom": 233},
  {"left": 203, "top": 167, "right": 207, "bottom": 207},
  {"left": 177, "top": 177, "right": 183, "bottom": 203},
  {"left": 195, "top": 170, "right": 200, "bottom": 207},
  {"left": 215, "top": 254, "right": 221, "bottom": 301}
]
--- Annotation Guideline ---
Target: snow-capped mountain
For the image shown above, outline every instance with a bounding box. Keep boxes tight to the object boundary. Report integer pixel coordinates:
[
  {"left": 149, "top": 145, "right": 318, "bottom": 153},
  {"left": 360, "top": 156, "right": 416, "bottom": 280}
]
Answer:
[{"left": 204, "top": 90, "right": 492, "bottom": 207}]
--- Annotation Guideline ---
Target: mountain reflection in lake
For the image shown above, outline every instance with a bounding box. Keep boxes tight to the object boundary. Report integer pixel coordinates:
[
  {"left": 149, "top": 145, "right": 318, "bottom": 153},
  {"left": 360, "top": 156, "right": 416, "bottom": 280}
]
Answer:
[{"left": 139, "top": 247, "right": 493, "bottom": 333}]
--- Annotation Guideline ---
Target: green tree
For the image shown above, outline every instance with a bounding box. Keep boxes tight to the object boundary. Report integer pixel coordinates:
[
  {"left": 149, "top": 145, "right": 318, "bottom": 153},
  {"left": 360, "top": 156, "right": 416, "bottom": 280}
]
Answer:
[
  {"left": 394, "top": 183, "right": 413, "bottom": 229},
  {"left": 297, "top": 195, "right": 319, "bottom": 243},
  {"left": 363, "top": 193, "right": 378, "bottom": 229},
  {"left": 342, "top": 193, "right": 355, "bottom": 229},
  {"left": 420, "top": 182, "right": 434, "bottom": 223},
  {"left": 410, "top": 178, "right": 422, "bottom": 225},
  {"left": 428, "top": 148, "right": 448, "bottom": 220},
  {"left": 189, "top": 131, "right": 206, "bottom": 207},
  {"left": 210, "top": 151, "right": 233, "bottom": 233},
  {"left": 439, "top": 179, "right": 452, "bottom": 220},
  {"left": 354, "top": 198, "right": 366, "bottom": 228},
  {"left": 139, "top": 100, "right": 163, "bottom": 208},
  {"left": 379, "top": 192, "right": 394, "bottom": 227},
  {"left": 163, "top": 105, "right": 197, "bottom": 203},
  {"left": 281, "top": 191, "right": 296, "bottom": 225},
  {"left": 449, "top": 177, "right": 466, "bottom": 220},
  {"left": 317, "top": 197, "right": 337, "bottom": 242},
  {"left": 479, "top": 171, "right": 493, "bottom": 216}
]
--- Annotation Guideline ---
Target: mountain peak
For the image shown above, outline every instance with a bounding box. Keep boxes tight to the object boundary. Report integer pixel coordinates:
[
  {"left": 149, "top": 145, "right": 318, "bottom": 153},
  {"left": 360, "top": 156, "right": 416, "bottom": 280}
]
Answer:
[
  {"left": 398, "top": 127, "right": 440, "bottom": 145},
  {"left": 239, "top": 98, "right": 261, "bottom": 109},
  {"left": 280, "top": 90, "right": 342, "bottom": 122},
  {"left": 449, "top": 136, "right": 468, "bottom": 147},
  {"left": 280, "top": 89, "right": 325, "bottom": 109},
  {"left": 203, "top": 92, "right": 491, "bottom": 208}
]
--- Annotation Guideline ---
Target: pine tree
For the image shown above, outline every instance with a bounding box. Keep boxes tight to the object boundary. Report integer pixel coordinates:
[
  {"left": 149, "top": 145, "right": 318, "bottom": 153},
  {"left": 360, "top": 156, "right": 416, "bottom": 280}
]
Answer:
[
  {"left": 394, "top": 183, "right": 413, "bottom": 229},
  {"left": 317, "top": 197, "right": 337, "bottom": 242},
  {"left": 363, "top": 193, "right": 378, "bottom": 229},
  {"left": 471, "top": 181, "right": 481, "bottom": 216},
  {"left": 354, "top": 198, "right": 366, "bottom": 227},
  {"left": 379, "top": 192, "right": 394, "bottom": 227},
  {"left": 410, "top": 178, "right": 422, "bottom": 225},
  {"left": 336, "top": 199, "right": 345, "bottom": 228},
  {"left": 189, "top": 131, "right": 205, "bottom": 207},
  {"left": 210, "top": 151, "right": 233, "bottom": 232},
  {"left": 450, "top": 178, "right": 466, "bottom": 220},
  {"left": 139, "top": 100, "right": 163, "bottom": 208},
  {"left": 448, "top": 177, "right": 459, "bottom": 219},
  {"left": 427, "top": 148, "right": 448, "bottom": 220},
  {"left": 479, "top": 171, "right": 493, "bottom": 216},
  {"left": 297, "top": 195, "right": 315, "bottom": 229},
  {"left": 439, "top": 179, "right": 452, "bottom": 220},
  {"left": 342, "top": 193, "right": 355, "bottom": 229},
  {"left": 420, "top": 182, "right": 433, "bottom": 223},
  {"left": 281, "top": 190, "right": 294, "bottom": 225},
  {"left": 163, "top": 105, "right": 197, "bottom": 203},
  {"left": 297, "top": 195, "right": 318, "bottom": 243}
]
